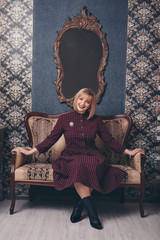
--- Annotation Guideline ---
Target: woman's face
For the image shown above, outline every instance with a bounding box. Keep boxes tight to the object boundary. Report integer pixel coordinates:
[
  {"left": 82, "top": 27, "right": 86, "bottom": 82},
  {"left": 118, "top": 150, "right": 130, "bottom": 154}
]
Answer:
[{"left": 76, "top": 93, "right": 92, "bottom": 114}]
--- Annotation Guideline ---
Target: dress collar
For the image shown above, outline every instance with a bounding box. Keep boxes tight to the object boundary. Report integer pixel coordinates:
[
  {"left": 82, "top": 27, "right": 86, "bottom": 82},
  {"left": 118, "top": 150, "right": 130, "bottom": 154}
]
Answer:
[{"left": 74, "top": 110, "right": 89, "bottom": 118}]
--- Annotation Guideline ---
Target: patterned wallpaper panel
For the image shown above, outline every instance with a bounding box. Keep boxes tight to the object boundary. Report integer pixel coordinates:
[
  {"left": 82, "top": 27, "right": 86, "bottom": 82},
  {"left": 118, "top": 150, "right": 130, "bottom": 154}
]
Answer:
[
  {"left": 0, "top": 0, "right": 159, "bottom": 199},
  {"left": 125, "top": 0, "right": 159, "bottom": 199},
  {"left": 1, "top": 0, "right": 33, "bottom": 196}
]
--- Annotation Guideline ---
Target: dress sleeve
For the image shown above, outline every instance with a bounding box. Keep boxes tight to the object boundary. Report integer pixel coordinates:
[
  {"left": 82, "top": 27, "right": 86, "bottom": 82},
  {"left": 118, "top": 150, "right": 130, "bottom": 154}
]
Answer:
[
  {"left": 36, "top": 115, "right": 64, "bottom": 153},
  {"left": 97, "top": 117, "right": 126, "bottom": 154}
]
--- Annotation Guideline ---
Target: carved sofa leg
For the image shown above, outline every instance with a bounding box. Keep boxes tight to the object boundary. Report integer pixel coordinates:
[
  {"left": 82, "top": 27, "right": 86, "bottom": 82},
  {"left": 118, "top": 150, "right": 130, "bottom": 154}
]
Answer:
[
  {"left": 139, "top": 184, "right": 145, "bottom": 218},
  {"left": 139, "top": 157, "right": 145, "bottom": 218},
  {"left": 10, "top": 153, "right": 16, "bottom": 215},
  {"left": 10, "top": 178, "right": 15, "bottom": 215}
]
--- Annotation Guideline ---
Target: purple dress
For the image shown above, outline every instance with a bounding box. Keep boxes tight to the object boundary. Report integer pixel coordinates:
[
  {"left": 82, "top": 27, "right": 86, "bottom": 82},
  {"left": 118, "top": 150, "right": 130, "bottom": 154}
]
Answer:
[{"left": 36, "top": 110, "right": 126, "bottom": 194}]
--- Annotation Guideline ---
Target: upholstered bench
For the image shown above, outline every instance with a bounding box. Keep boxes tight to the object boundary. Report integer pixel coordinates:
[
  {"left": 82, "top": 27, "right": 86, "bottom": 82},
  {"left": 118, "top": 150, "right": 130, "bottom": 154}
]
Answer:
[{"left": 10, "top": 112, "right": 146, "bottom": 217}]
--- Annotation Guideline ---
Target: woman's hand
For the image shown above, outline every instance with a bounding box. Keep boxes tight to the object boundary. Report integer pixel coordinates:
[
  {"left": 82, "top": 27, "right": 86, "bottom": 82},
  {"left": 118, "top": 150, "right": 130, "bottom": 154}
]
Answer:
[
  {"left": 124, "top": 148, "right": 145, "bottom": 157},
  {"left": 17, "top": 147, "right": 38, "bottom": 156}
]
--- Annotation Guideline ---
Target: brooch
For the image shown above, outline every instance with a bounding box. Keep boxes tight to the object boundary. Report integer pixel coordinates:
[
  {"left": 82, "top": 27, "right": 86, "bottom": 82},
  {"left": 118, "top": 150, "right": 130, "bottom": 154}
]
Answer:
[{"left": 69, "top": 122, "right": 74, "bottom": 127}]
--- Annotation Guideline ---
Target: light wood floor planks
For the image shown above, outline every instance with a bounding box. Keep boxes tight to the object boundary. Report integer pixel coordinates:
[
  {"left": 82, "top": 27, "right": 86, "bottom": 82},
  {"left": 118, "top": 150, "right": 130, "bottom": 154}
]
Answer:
[{"left": 0, "top": 199, "right": 160, "bottom": 240}]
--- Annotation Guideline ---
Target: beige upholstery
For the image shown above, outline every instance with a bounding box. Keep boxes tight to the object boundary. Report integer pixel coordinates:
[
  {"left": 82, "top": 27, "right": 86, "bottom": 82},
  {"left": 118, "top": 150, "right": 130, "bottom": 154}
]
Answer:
[
  {"left": 12, "top": 147, "right": 32, "bottom": 169},
  {"left": 15, "top": 163, "right": 53, "bottom": 182},
  {"left": 130, "top": 152, "right": 142, "bottom": 173},
  {"left": 112, "top": 165, "right": 140, "bottom": 184},
  {"left": 14, "top": 163, "right": 140, "bottom": 184}
]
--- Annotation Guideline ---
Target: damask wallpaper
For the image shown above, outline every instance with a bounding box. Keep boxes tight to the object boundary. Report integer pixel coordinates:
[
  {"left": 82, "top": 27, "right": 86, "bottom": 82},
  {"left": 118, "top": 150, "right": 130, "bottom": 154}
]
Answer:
[
  {"left": 1, "top": 0, "right": 33, "bottom": 196},
  {"left": 0, "top": 0, "right": 159, "bottom": 200},
  {"left": 125, "top": 0, "right": 159, "bottom": 199}
]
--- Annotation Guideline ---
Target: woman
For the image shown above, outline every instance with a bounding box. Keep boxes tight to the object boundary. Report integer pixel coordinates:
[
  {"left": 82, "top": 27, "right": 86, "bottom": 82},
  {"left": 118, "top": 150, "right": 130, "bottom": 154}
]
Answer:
[{"left": 19, "top": 88, "right": 144, "bottom": 230}]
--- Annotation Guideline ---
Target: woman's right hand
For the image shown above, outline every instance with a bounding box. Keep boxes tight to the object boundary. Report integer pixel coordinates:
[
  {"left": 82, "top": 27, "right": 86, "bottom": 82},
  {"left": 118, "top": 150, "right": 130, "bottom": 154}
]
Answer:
[{"left": 17, "top": 147, "right": 38, "bottom": 156}]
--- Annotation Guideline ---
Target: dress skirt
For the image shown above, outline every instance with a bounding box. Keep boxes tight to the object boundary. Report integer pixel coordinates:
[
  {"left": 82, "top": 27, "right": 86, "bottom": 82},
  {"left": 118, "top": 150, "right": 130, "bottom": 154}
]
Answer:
[{"left": 52, "top": 149, "right": 126, "bottom": 194}]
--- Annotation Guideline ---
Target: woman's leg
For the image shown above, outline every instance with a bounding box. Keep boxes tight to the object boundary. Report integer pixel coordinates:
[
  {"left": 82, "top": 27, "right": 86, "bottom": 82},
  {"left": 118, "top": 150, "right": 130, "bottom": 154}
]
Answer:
[
  {"left": 70, "top": 182, "right": 91, "bottom": 223},
  {"left": 70, "top": 196, "right": 83, "bottom": 223},
  {"left": 73, "top": 182, "right": 92, "bottom": 198},
  {"left": 82, "top": 196, "right": 102, "bottom": 230},
  {"left": 73, "top": 182, "right": 102, "bottom": 230}
]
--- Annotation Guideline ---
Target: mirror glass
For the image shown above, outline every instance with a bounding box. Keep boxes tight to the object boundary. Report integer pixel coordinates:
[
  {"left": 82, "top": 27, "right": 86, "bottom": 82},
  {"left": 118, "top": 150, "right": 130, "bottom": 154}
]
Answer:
[{"left": 59, "top": 29, "right": 103, "bottom": 98}]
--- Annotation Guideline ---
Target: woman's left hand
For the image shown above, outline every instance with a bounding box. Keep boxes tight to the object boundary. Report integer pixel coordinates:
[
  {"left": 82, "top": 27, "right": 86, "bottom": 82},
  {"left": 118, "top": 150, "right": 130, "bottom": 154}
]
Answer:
[{"left": 124, "top": 148, "right": 145, "bottom": 157}]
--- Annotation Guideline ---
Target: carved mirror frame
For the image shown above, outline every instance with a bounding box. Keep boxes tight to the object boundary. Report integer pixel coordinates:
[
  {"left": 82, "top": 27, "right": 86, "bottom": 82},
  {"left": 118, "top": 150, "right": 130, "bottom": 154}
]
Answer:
[{"left": 54, "top": 6, "right": 108, "bottom": 107}]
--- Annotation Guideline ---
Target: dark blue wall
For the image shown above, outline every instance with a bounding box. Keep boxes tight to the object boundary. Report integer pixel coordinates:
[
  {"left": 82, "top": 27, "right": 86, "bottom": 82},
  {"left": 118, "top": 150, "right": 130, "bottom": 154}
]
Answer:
[{"left": 32, "top": 0, "right": 128, "bottom": 115}]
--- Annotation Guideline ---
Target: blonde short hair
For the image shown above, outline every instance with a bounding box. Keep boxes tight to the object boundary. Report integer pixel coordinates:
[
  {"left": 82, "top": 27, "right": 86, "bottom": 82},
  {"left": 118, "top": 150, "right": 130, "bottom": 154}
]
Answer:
[{"left": 73, "top": 88, "right": 96, "bottom": 119}]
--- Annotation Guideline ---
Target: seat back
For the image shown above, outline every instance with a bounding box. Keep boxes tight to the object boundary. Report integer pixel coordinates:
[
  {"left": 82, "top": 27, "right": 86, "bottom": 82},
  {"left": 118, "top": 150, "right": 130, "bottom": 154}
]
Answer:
[
  {"left": 25, "top": 112, "right": 132, "bottom": 165},
  {"left": 95, "top": 116, "right": 131, "bottom": 164}
]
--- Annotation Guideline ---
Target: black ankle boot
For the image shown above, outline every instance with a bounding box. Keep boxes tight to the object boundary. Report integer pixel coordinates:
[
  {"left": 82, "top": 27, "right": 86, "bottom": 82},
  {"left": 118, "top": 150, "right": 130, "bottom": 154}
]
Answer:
[
  {"left": 82, "top": 196, "right": 102, "bottom": 230},
  {"left": 70, "top": 198, "right": 83, "bottom": 223}
]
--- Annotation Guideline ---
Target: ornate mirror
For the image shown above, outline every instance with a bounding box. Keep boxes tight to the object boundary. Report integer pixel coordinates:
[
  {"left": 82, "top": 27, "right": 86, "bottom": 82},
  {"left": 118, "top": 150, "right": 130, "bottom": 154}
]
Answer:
[{"left": 54, "top": 6, "right": 108, "bottom": 107}]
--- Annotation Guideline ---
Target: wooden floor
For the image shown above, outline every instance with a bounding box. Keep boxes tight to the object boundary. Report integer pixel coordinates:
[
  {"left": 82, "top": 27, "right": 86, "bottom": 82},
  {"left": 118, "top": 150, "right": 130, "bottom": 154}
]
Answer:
[{"left": 0, "top": 198, "right": 160, "bottom": 240}]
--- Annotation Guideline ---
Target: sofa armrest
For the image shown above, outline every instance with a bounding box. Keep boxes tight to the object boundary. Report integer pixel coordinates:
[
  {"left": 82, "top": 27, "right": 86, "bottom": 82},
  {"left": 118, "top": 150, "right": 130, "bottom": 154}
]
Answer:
[
  {"left": 11, "top": 147, "right": 32, "bottom": 169},
  {"left": 129, "top": 152, "right": 146, "bottom": 173}
]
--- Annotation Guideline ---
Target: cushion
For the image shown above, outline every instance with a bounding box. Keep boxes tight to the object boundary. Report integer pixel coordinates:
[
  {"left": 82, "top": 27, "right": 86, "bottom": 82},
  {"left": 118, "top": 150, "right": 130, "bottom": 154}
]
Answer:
[
  {"left": 15, "top": 163, "right": 140, "bottom": 184},
  {"left": 112, "top": 164, "right": 140, "bottom": 184},
  {"left": 15, "top": 163, "right": 53, "bottom": 182}
]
